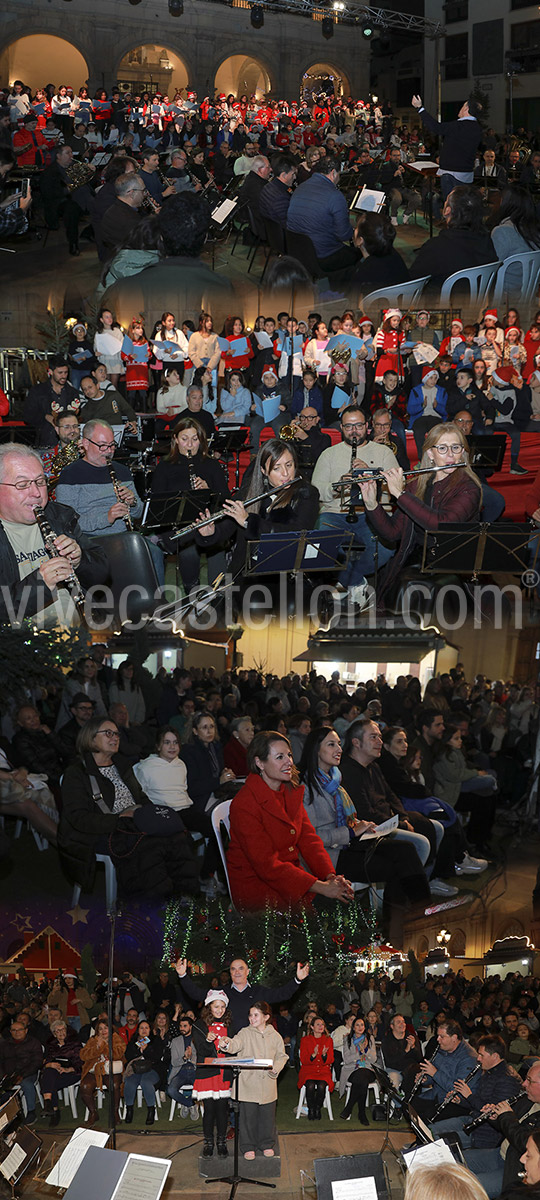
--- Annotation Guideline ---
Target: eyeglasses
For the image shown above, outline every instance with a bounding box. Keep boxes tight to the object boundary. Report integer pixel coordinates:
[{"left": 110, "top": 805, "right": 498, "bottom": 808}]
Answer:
[
  {"left": 97, "top": 728, "right": 120, "bottom": 738},
  {"left": 0, "top": 475, "right": 47, "bottom": 491},
  {"left": 435, "top": 444, "right": 462, "bottom": 455},
  {"left": 342, "top": 423, "right": 365, "bottom": 432},
  {"left": 86, "top": 439, "right": 116, "bottom": 451}
]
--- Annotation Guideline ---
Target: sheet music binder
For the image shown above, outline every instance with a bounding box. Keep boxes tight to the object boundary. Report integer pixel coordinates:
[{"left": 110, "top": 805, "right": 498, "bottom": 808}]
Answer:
[
  {"left": 421, "top": 522, "right": 538, "bottom": 576},
  {"left": 246, "top": 530, "right": 352, "bottom": 574},
  {"left": 63, "top": 1146, "right": 128, "bottom": 1200}
]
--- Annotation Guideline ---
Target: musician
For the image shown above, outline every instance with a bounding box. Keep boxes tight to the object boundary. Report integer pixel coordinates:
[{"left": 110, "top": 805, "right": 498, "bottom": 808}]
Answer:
[
  {"left": 370, "top": 409, "right": 410, "bottom": 471},
  {"left": 411, "top": 1019, "right": 480, "bottom": 1121},
  {"left": 78, "top": 375, "right": 137, "bottom": 431},
  {"left": 488, "top": 1060, "right": 540, "bottom": 1195},
  {"left": 474, "top": 150, "right": 507, "bottom": 190},
  {"left": 39, "top": 144, "right": 85, "bottom": 256},
  {"left": 259, "top": 154, "right": 297, "bottom": 226},
  {"left": 312, "top": 405, "right": 395, "bottom": 600},
  {"left": 379, "top": 146, "right": 421, "bottom": 226},
  {"left": 287, "top": 409, "right": 331, "bottom": 476},
  {"left": 24, "top": 355, "right": 80, "bottom": 448},
  {"left": 503, "top": 148, "right": 522, "bottom": 183},
  {"left": 41, "top": 412, "right": 81, "bottom": 490},
  {"left": 55, "top": 418, "right": 143, "bottom": 539},
  {"left": 519, "top": 150, "right": 540, "bottom": 191},
  {"left": 139, "top": 149, "right": 175, "bottom": 209},
  {"left": 360, "top": 423, "right": 482, "bottom": 608},
  {"left": 286, "top": 155, "right": 358, "bottom": 272},
  {"left": 99, "top": 172, "right": 145, "bottom": 254},
  {"left": 0, "top": 443, "right": 108, "bottom": 628},
  {"left": 172, "top": 384, "right": 217, "bottom": 439},
  {"left": 167, "top": 148, "right": 200, "bottom": 193},
  {"left": 349, "top": 146, "right": 378, "bottom": 188},
  {"left": 433, "top": 1036, "right": 521, "bottom": 1191}
]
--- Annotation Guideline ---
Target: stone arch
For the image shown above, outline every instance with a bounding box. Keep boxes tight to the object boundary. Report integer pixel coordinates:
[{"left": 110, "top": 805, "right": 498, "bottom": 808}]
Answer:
[
  {"left": 0, "top": 33, "right": 91, "bottom": 93},
  {"left": 114, "top": 43, "right": 191, "bottom": 96},
  {"left": 213, "top": 53, "right": 273, "bottom": 100},
  {"left": 449, "top": 928, "right": 467, "bottom": 958},
  {"left": 417, "top": 936, "right": 429, "bottom": 961},
  {"left": 300, "top": 60, "right": 351, "bottom": 101}
]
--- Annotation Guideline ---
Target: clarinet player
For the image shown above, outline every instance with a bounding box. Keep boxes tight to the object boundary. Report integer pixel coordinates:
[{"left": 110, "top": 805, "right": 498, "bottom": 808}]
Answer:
[{"left": 0, "top": 443, "right": 108, "bottom": 627}]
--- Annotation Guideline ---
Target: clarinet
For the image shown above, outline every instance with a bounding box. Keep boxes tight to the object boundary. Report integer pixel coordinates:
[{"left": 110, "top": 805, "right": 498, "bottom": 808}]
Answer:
[
  {"left": 462, "top": 1089, "right": 524, "bottom": 1134},
  {"left": 33, "top": 505, "right": 87, "bottom": 621},
  {"left": 431, "top": 1062, "right": 482, "bottom": 1120},
  {"left": 108, "top": 462, "right": 133, "bottom": 531},
  {"left": 186, "top": 448, "right": 198, "bottom": 490},
  {"left": 409, "top": 1045, "right": 439, "bottom": 1103},
  {"left": 346, "top": 437, "right": 358, "bottom": 525}
]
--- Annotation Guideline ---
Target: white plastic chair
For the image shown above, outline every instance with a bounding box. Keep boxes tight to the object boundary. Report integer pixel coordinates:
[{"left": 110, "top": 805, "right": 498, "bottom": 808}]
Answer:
[
  {"left": 296, "top": 1084, "right": 333, "bottom": 1120},
  {"left": 342, "top": 1078, "right": 381, "bottom": 1120},
  {"left": 210, "top": 800, "right": 234, "bottom": 903},
  {"left": 63, "top": 1083, "right": 79, "bottom": 1118},
  {"left": 169, "top": 1085, "right": 199, "bottom": 1121},
  {"left": 72, "top": 853, "right": 117, "bottom": 909},
  {"left": 361, "top": 276, "right": 431, "bottom": 309},
  {"left": 439, "top": 260, "right": 501, "bottom": 308},
  {"left": 13, "top": 818, "right": 48, "bottom": 851},
  {"left": 493, "top": 250, "right": 540, "bottom": 308}
]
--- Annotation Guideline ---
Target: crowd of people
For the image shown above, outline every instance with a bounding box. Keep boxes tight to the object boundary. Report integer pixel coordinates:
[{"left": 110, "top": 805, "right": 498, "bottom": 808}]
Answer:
[
  {"left": 1, "top": 652, "right": 537, "bottom": 928},
  {"left": 3, "top": 79, "right": 540, "bottom": 300},
  {"left": 2, "top": 949, "right": 540, "bottom": 1190}
]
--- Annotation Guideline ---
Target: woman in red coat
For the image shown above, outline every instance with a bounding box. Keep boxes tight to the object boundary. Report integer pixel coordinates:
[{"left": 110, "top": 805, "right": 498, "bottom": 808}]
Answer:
[
  {"left": 226, "top": 732, "right": 353, "bottom": 912},
  {"left": 298, "top": 1017, "right": 334, "bottom": 1120}
]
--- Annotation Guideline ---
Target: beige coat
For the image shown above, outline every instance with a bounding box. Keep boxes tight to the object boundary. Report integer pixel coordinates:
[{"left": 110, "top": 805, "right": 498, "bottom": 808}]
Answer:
[
  {"left": 225, "top": 1024, "right": 288, "bottom": 1104},
  {"left": 48, "top": 985, "right": 92, "bottom": 1026}
]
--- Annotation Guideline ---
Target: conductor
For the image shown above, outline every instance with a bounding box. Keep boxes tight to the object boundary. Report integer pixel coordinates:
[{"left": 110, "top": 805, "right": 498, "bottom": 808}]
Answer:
[{"left": 411, "top": 94, "right": 483, "bottom": 200}]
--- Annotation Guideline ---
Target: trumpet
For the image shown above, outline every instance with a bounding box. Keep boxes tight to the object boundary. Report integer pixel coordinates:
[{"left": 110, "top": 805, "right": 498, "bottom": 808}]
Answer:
[
  {"left": 170, "top": 477, "right": 302, "bottom": 541},
  {"left": 33, "top": 505, "right": 87, "bottom": 622},
  {"left": 462, "top": 1089, "right": 524, "bottom": 1134},
  {"left": 409, "top": 1046, "right": 439, "bottom": 1103},
  {"left": 431, "top": 1063, "right": 481, "bottom": 1121}
]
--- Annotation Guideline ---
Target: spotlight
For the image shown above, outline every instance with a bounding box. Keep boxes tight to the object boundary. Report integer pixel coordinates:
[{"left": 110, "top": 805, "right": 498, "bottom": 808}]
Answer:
[
  {"left": 322, "top": 16, "right": 334, "bottom": 38},
  {"left": 251, "top": 5, "right": 264, "bottom": 27},
  {"left": 361, "top": 21, "right": 374, "bottom": 37},
  {"left": 168, "top": 0, "right": 183, "bottom": 13}
]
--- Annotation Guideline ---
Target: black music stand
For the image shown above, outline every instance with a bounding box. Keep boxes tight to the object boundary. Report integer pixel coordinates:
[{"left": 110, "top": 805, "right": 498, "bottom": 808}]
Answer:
[
  {"left": 140, "top": 491, "right": 220, "bottom": 534},
  {"left": 209, "top": 426, "right": 251, "bottom": 487},
  {"left": 420, "top": 521, "right": 538, "bottom": 581},
  {"left": 203, "top": 1059, "right": 276, "bottom": 1200},
  {"left": 246, "top": 530, "right": 351, "bottom": 575},
  {"left": 370, "top": 1064, "right": 405, "bottom": 1164},
  {"left": 408, "top": 163, "right": 439, "bottom": 238},
  {"left": 467, "top": 434, "right": 506, "bottom": 472}
]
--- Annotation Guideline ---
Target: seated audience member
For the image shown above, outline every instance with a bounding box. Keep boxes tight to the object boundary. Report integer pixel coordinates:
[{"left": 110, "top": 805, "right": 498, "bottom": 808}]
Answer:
[
  {"left": 123, "top": 1019, "right": 168, "bottom": 1126},
  {"left": 350, "top": 210, "right": 409, "bottom": 288},
  {"left": 56, "top": 693, "right": 96, "bottom": 760},
  {"left": 297, "top": 1016, "right": 334, "bottom": 1120},
  {"left": 226, "top": 730, "right": 354, "bottom": 912},
  {"left": 40, "top": 1019, "right": 82, "bottom": 1127},
  {"left": 412, "top": 186, "right": 497, "bottom": 290},
  {"left": 55, "top": 657, "right": 108, "bottom": 729},
  {"left": 224, "top": 717, "right": 255, "bottom": 776},
  {"left": 338, "top": 1015, "right": 377, "bottom": 1123},
  {"left": 0, "top": 1019, "right": 43, "bottom": 1124},
  {"left": 11, "top": 704, "right": 65, "bottom": 786},
  {"left": 491, "top": 186, "right": 540, "bottom": 299},
  {"left": 79, "top": 1017, "right": 125, "bottom": 1127},
  {"left": 106, "top": 703, "right": 148, "bottom": 771},
  {"left": 133, "top": 727, "right": 194, "bottom": 814},
  {"left": 433, "top": 723, "right": 497, "bottom": 855},
  {"left": 381, "top": 1013, "right": 422, "bottom": 1094},
  {"left": 59, "top": 717, "right": 199, "bottom": 898}
]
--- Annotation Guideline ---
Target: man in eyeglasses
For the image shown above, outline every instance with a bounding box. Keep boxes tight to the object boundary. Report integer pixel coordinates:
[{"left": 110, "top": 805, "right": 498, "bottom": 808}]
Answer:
[
  {"left": 311, "top": 404, "right": 396, "bottom": 604},
  {"left": 0, "top": 443, "right": 108, "bottom": 627}
]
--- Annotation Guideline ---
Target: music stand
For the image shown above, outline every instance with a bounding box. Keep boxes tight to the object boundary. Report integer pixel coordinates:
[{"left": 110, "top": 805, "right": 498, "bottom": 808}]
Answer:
[
  {"left": 420, "top": 521, "right": 538, "bottom": 581},
  {"left": 407, "top": 163, "right": 439, "bottom": 238},
  {"left": 467, "top": 434, "right": 506, "bottom": 472},
  {"left": 203, "top": 1058, "right": 276, "bottom": 1200},
  {"left": 246, "top": 530, "right": 352, "bottom": 575},
  {"left": 0, "top": 427, "right": 36, "bottom": 446},
  {"left": 0, "top": 1123, "right": 42, "bottom": 1200},
  {"left": 209, "top": 426, "right": 251, "bottom": 487},
  {"left": 370, "top": 1064, "right": 405, "bottom": 1163},
  {"left": 140, "top": 491, "right": 220, "bottom": 534}
]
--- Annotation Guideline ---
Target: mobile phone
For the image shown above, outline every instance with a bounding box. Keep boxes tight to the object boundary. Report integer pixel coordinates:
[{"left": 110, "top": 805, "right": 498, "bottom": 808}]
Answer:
[{"left": 22, "top": 177, "right": 30, "bottom": 198}]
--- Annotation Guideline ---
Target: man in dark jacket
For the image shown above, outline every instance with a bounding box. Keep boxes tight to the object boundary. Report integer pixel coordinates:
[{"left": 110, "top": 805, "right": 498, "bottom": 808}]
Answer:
[
  {"left": 412, "top": 93, "right": 484, "bottom": 199},
  {"left": 259, "top": 154, "right": 296, "bottom": 227},
  {"left": 412, "top": 186, "right": 496, "bottom": 289},
  {"left": 237, "top": 154, "right": 271, "bottom": 240},
  {"left": 11, "top": 705, "right": 66, "bottom": 786},
  {"left": 490, "top": 1060, "right": 540, "bottom": 1192},
  {"left": 0, "top": 1021, "right": 44, "bottom": 1122},
  {"left": 25, "top": 357, "right": 79, "bottom": 448},
  {"left": 175, "top": 956, "right": 309, "bottom": 1033}
]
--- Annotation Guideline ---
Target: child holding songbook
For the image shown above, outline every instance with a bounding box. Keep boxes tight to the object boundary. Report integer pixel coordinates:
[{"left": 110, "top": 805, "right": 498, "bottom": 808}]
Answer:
[
  {"left": 121, "top": 318, "right": 151, "bottom": 409},
  {"left": 219, "top": 1002, "right": 288, "bottom": 1159},
  {"left": 191, "top": 990, "right": 233, "bottom": 1159}
]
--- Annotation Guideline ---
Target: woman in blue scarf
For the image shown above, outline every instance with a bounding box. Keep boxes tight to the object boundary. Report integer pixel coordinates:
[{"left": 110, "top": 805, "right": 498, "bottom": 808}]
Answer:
[
  {"left": 339, "top": 1016, "right": 377, "bottom": 1123},
  {"left": 299, "top": 727, "right": 430, "bottom": 945}
]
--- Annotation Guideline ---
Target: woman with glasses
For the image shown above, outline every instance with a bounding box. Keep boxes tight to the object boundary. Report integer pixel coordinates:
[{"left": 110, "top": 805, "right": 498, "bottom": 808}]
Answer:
[
  {"left": 359, "top": 423, "right": 482, "bottom": 608},
  {"left": 59, "top": 716, "right": 199, "bottom": 898}
]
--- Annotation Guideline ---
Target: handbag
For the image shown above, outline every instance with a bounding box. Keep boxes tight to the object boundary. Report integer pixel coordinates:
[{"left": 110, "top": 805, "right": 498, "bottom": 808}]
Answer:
[
  {"left": 125, "top": 1055, "right": 154, "bottom": 1076},
  {"left": 132, "top": 805, "right": 186, "bottom": 836}
]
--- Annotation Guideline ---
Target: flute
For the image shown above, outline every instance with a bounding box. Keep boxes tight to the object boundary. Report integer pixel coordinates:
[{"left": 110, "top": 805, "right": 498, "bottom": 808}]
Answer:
[
  {"left": 33, "top": 505, "right": 87, "bottom": 621},
  {"left": 170, "top": 477, "right": 302, "bottom": 541},
  {"left": 462, "top": 1089, "right": 524, "bottom": 1134},
  {"left": 409, "top": 1045, "right": 439, "bottom": 1102},
  {"left": 431, "top": 1062, "right": 482, "bottom": 1120},
  {"left": 332, "top": 461, "right": 468, "bottom": 491},
  {"left": 108, "top": 462, "right": 133, "bottom": 531}
]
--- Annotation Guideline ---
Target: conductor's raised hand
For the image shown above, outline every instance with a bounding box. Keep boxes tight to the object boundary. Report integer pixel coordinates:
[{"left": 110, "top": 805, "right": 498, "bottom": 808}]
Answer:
[
  {"left": 412, "top": 95, "right": 423, "bottom": 109},
  {"left": 175, "top": 957, "right": 188, "bottom": 976},
  {"left": 296, "top": 962, "right": 310, "bottom": 981}
]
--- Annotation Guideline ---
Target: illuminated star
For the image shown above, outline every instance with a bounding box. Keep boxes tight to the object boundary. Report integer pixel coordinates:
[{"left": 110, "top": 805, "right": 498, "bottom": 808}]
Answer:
[{"left": 66, "top": 905, "right": 89, "bottom": 925}]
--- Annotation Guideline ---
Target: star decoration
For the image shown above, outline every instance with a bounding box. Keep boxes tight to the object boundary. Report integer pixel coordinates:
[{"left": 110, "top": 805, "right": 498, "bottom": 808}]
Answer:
[
  {"left": 11, "top": 914, "right": 33, "bottom": 932},
  {"left": 66, "top": 905, "right": 89, "bottom": 925}
]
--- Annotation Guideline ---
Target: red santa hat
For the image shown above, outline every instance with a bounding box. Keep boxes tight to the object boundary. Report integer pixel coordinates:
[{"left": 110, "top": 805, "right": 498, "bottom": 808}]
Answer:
[
  {"left": 484, "top": 309, "right": 498, "bottom": 322},
  {"left": 358, "top": 315, "right": 373, "bottom": 328},
  {"left": 422, "top": 365, "right": 438, "bottom": 381},
  {"left": 504, "top": 325, "right": 520, "bottom": 339},
  {"left": 262, "top": 366, "right": 278, "bottom": 382},
  {"left": 491, "top": 365, "right": 514, "bottom": 387},
  {"left": 450, "top": 318, "right": 463, "bottom": 330}
]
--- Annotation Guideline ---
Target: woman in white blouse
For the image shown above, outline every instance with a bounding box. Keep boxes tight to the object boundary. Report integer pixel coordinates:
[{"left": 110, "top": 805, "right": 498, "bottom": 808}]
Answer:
[{"left": 133, "top": 728, "right": 193, "bottom": 812}]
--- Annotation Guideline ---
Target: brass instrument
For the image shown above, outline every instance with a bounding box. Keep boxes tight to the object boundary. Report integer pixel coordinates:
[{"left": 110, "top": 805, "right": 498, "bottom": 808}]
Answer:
[
  {"left": 33, "top": 505, "right": 87, "bottom": 621},
  {"left": 47, "top": 439, "right": 81, "bottom": 494},
  {"left": 462, "top": 1089, "right": 524, "bottom": 1134},
  {"left": 108, "top": 461, "right": 134, "bottom": 531},
  {"left": 279, "top": 424, "right": 297, "bottom": 440},
  {"left": 431, "top": 1063, "right": 482, "bottom": 1121},
  {"left": 65, "top": 160, "right": 96, "bottom": 192},
  {"left": 328, "top": 344, "right": 352, "bottom": 369},
  {"left": 170, "top": 477, "right": 302, "bottom": 541}
]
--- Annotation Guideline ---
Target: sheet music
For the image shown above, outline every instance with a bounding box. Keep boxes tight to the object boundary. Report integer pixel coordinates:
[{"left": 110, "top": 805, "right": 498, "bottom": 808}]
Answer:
[
  {"left": 212, "top": 197, "right": 236, "bottom": 223},
  {"left": 403, "top": 1139, "right": 455, "bottom": 1172},
  {"left": 45, "top": 1127, "right": 109, "bottom": 1188},
  {"left": 360, "top": 814, "right": 399, "bottom": 840},
  {"left": 111, "top": 1155, "right": 170, "bottom": 1200},
  {"left": 255, "top": 331, "right": 273, "bottom": 348},
  {"left": 332, "top": 1176, "right": 378, "bottom": 1200},
  {"left": 0, "top": 1143, "right": 26, "bottom": 1180},
  {"left": 408, "top": 160, "right": 439, "bottom": 171},
  {"left": 353, "top": 187, "right": 386, "bottom": 212}
]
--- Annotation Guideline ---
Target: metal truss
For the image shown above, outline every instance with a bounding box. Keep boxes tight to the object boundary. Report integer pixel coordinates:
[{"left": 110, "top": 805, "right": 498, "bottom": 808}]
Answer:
[{"left": 201, "top": 0, "right": 444, "bottom": 37}]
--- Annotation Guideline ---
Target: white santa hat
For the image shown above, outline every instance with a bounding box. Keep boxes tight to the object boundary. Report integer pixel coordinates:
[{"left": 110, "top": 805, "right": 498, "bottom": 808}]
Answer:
[{"left": 384, "top": 308, "right": 402, "bottom": 321}]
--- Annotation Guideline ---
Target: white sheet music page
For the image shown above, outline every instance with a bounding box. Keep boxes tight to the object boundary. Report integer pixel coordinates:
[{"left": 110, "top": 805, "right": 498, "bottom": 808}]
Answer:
[
  {"left": 332, "top": 1176, "right": 378, "bottom": 1200},
  {"left": 110, "top": 1155, "right": 171, "bottom": 1200},
  {"left": 403, "top": 1140, "right": 456, "bottom": 1173},
  {"left": 45, "top": 1128, "right": 109, "bottom": 1188}
]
